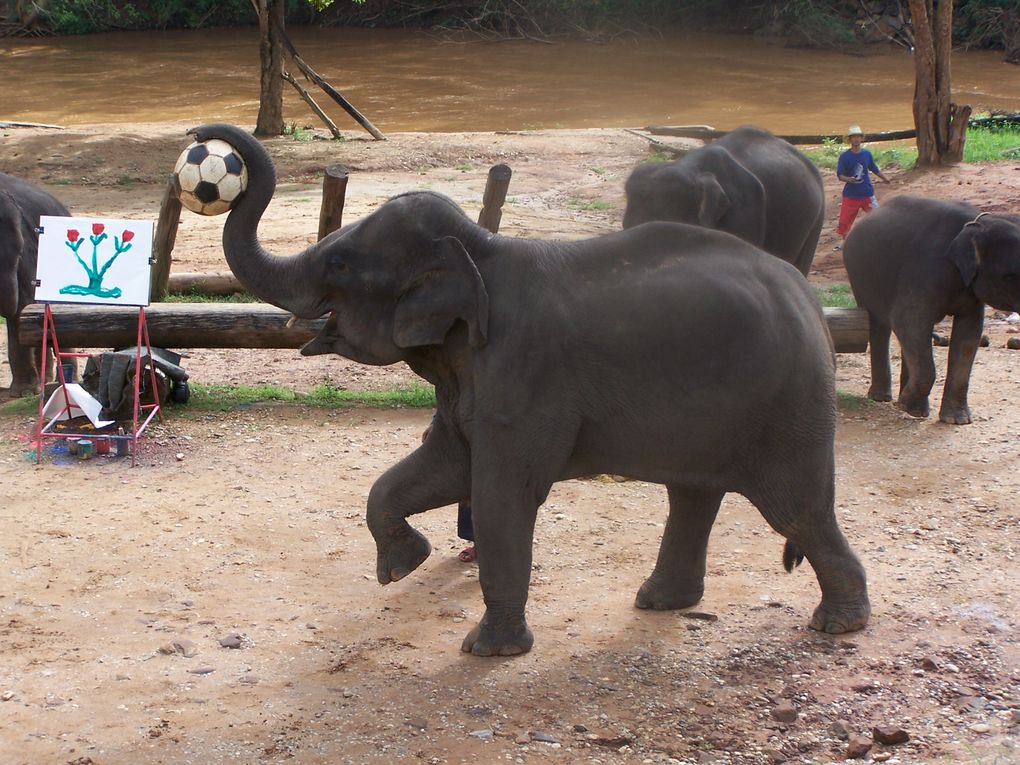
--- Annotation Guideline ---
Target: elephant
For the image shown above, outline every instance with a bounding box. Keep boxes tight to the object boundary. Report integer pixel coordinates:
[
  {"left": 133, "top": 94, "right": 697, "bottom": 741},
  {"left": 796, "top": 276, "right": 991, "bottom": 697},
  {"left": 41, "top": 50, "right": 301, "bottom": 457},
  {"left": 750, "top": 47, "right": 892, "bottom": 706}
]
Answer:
[
  {"left": 622, "top": 126, "right": 824, "bottom": 276},
  {"left": 195, "top": 122, "right": 870, "bottom": 656},
  {"left": 844, "top": 195, "right": 1020, "bottom": 424},
  {"left": 0, "top": 173, "right": 71, "bottom": 398}
]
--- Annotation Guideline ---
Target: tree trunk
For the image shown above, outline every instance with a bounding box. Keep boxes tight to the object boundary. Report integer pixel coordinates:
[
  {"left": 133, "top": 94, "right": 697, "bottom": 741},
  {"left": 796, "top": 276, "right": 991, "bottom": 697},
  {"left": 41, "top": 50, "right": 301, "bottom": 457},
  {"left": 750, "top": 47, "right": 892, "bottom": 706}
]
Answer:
[
  {"left": 908, "top": 0, "right": 967, "bottom": 165},
  {"left": 254, "top": 0, "right": 285, "bottom": 137}
]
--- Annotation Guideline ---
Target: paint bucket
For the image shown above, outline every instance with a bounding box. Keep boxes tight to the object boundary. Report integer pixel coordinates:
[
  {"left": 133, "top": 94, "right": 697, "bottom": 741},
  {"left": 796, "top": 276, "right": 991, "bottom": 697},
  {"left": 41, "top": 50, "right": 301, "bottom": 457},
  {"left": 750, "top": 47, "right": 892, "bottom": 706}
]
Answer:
[
  {"left": 96, "top": 438, "right": 110, "bottom": 455},
  {"left": 67, "top": 438, "right": 78, "bottom": 455},
  {"left": 116, "top": 435, "right": 130, "bottom": 457},
  {"left": 77, "top": 439, "right": 94, "bottom": 459}
]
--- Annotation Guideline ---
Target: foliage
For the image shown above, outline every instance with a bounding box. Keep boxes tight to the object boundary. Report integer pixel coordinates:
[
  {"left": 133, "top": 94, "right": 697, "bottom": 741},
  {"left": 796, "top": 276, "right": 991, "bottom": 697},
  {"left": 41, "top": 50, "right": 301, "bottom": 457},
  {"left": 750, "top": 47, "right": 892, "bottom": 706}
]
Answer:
[
  {"left": 963, "top": 120, "right": 1020, "bottom": 162},
  {"left": 163, "top": 290, "right": 258, "bottom": 303},
  {"left": 183, "top": 381, "right": 436, "bottom": 410},
  {"left": 815, "top": 283, "right": 856, "bottom": 309},
  {"left": 836, "top": 390, "right": 873, "bottom": 410}
]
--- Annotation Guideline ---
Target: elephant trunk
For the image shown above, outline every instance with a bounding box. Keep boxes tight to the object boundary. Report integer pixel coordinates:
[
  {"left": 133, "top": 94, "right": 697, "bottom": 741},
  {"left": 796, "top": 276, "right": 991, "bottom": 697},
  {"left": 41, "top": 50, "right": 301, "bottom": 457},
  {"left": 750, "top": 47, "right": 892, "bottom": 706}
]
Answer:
[{"left": 188, "top": 123, "right": 324, "bottom": 319}]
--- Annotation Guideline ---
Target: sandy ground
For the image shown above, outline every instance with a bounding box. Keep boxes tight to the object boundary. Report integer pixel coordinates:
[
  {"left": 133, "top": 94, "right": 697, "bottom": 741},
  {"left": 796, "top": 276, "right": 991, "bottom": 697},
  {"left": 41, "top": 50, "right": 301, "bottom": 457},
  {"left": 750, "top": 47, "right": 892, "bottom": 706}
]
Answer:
[{"left": 1, "top": 123, "right": 1019, "bottom": 765}]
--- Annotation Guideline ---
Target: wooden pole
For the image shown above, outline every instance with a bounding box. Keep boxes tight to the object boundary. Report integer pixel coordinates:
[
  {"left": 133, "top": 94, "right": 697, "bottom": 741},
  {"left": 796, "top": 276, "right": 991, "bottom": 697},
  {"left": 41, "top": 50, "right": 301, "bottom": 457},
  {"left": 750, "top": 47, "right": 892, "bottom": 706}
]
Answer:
[
  {"left": 150, "top": 176, "right": 183, "bottom": 302},
  {"left": 282, "top": 69, "right": 343, "bottom": 140},
  {"left": 167, "top": 272, "right": 245, "bottom": 296},
  {"left": 318, "top": 164, "right": 350, "bottom": 241},
  {"left": 19, "top": 304, "right": 870, "bottom": 354},
  {"left": 477, "top": 164, "right": 513, "bottom": 234}
]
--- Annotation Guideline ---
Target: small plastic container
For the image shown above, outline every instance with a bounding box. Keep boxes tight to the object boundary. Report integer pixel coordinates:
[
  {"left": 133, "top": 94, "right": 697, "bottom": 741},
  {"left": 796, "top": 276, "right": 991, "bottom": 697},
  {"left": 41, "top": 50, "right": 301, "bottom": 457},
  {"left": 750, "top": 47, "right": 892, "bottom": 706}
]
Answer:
[{"left": 77, "top": 439, "right": 94, "bottom": 459}]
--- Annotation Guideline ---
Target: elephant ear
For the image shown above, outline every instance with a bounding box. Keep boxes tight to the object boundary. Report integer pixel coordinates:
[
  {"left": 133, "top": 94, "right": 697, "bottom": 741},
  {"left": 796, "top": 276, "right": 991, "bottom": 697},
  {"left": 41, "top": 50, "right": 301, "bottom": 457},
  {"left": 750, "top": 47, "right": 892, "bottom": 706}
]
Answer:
[
  {"left": 393, "top": 236, "right": 489, "bottom": 350},
  {"left": 694, "top": 146, "right": 767, "bottom": 245},
  {"left": 947, "top": 223, "right": 981, "bottom": 287}
]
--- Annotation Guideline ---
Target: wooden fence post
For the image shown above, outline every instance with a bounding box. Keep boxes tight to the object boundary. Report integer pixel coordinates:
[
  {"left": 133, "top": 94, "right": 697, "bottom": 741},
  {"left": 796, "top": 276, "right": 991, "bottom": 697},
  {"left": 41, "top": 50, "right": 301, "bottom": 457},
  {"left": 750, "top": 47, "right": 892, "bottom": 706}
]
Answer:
[
  {"left": 150, "top": 176, "right": 182, "bottom": 302},
  {"left": 477, "top": 163, "right": 513, "bottom": 234},
  {"left": 318, "top": 164, "right": 349, "bottom": 241}
]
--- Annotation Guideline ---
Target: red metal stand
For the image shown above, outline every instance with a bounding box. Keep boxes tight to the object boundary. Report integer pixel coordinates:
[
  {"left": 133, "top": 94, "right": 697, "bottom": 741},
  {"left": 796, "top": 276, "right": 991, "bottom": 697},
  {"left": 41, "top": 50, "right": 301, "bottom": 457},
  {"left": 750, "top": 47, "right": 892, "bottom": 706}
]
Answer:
[{"left": 35, "top": 303, "right": 162, "bottom": 467}]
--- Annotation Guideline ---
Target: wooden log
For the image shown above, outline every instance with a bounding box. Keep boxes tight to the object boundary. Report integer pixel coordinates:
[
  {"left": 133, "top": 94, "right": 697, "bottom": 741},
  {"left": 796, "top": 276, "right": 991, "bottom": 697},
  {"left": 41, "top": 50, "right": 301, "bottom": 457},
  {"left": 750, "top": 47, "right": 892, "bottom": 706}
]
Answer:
[
  {"left": 19, "top": 303, "right": 870, "bottom": 354},
  {"left": 476, "top": 164, "right": 512, "bottom": 234},
  {"left": 282, "top": 69, "right": 343, "bottom": 140},
  {"left": 825, "top": 307, "right": 869, "bottom": 353},
  {"left": 167, "top": 272, "right": 245, "bottom": 296},
  {"left": 18, "top": 303, "right": 325, "bottom": 349},
  {"left": 644, "top": 125, "right": 918, "bottom": 145},
  {"left": 149, "top": 176, "right": 183, "bottom": 302},
  {"left": 317, "top": 164, "right": 349, "bottom": 241}
]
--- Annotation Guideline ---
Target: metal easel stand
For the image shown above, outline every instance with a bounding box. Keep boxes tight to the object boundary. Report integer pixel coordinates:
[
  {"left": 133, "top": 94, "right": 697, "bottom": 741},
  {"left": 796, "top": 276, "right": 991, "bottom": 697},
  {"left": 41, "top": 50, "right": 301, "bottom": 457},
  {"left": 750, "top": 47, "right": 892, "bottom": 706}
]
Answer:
[{"left": 35, "top": 303, "right": 162, "bottom": 467}]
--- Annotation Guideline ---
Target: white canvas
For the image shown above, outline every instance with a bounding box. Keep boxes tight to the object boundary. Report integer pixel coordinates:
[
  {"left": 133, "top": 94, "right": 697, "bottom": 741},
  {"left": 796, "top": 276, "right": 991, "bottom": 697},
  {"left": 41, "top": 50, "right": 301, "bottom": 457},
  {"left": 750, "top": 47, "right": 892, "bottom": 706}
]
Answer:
[{"left": 35, "top": 216, "right": 154, "bottom": 306}]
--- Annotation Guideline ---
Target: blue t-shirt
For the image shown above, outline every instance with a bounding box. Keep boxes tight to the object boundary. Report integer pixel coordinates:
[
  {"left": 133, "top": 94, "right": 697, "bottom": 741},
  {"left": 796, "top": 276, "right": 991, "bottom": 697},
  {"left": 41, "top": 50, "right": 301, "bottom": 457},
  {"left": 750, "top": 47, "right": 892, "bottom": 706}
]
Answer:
[{"left": 837, "top": 148, "right": 880, "bottom": 198}]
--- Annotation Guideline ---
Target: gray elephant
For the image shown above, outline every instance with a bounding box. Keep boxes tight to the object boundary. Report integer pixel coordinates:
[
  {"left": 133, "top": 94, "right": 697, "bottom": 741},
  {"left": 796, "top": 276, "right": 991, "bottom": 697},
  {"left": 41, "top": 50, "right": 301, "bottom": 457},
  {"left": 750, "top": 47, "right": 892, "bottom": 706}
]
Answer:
[
  {"left": 196, "top": 123, "right": 869, "bottom": 656},
  {"left": 844, "top": 195, "right": 1020, "bottom": 424},
  {"left": 0, "top": 173, "right": 71, "bottom": 397},
  {"left": 622, "top": 126, "right": 824, "bottom": 276}
]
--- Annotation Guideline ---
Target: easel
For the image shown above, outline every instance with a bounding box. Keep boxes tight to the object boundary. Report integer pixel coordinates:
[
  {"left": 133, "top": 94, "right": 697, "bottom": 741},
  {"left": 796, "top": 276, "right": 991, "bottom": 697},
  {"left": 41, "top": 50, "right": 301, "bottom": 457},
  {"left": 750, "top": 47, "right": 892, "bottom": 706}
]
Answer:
[
  {"left": 33, "top": 214, "right": 159, "bottom": 468},
  {"left": 35, "top": 304, "right": 162, "bottom": 467}
]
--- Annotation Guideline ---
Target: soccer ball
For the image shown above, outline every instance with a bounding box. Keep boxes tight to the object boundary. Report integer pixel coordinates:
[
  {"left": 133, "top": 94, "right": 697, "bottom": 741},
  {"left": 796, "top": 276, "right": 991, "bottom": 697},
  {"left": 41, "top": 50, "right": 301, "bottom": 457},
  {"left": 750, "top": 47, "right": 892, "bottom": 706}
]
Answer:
[{"left": 173, "top": 138, "right": 248, "bottom": 216}]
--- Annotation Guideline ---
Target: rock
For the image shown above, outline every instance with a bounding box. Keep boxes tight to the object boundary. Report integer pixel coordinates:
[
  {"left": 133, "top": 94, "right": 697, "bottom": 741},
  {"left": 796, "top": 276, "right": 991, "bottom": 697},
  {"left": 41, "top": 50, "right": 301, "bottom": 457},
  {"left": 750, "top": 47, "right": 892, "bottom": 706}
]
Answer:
[
  {"left": 1, "top": 691, "right": 15, "bottom": 702},
  {"left": 829, "top": 719, "right": 850, "bottom": 740},
  {"left": 530, "top": 731, "right": 559, "bottom": 744},
  {"left": 969, "top": 723, "right": 991, "bottom": 734},
  {"left": 771, "top": 700, "right": 799, "bottom": 723},
  {"left": 682, "top": 611, "right": 719, "bottom": 622},
  {"left": 572, "top": 723, "right": 589, "bottom": 733},
  {"left": 406, "top": 718, "right": 428, "bottom": 730},
  {"left": 846, "top": 736, "right": 873, "bottom": 759},
  {"left": 173, "top": 639, "right": 198, "bottom": 658},
  {"left": 187, "top": 666, "right": 215, "bottom": 675},
  {"left": 1007, "top": 337, "right": 1020, "bottom": 350},
  {"left": 920, "top": 656, "right": 939, "bottom": 671},
  {"left": 873, "top": 725, "right": 910, "bottom": 745},
  {"left": 218, "top": 633, "right": 243, "bottom": 649},
  {"left": 932, "top": 333, "right": 950, "bottom": 347},
  {"left": 872, "top": 753, "right": 892, "bottom": 762},
  {"left": 469, "top": 729, "right": 494, "bottom": 739},
  {"left": 980, "top": 334, "right": 990, "bottom": 347},
  {"left": 514, "top": 733, "right": 531, "bottom": 744}
]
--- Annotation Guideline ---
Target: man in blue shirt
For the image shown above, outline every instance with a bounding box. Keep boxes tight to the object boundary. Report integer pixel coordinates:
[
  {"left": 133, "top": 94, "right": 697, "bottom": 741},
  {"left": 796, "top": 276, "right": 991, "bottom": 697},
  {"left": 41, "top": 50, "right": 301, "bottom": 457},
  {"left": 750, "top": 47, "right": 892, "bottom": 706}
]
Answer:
[{"left": 835, "top": 125, "right": 889, "bottom": 249}]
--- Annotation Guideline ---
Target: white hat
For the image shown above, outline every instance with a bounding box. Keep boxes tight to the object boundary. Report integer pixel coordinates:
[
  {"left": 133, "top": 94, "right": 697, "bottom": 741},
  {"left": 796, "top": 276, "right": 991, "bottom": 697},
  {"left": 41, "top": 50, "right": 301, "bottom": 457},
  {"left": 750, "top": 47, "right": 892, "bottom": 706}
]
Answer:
[{"left": 847, "top": 125, "right": 864, "bottom": 136}]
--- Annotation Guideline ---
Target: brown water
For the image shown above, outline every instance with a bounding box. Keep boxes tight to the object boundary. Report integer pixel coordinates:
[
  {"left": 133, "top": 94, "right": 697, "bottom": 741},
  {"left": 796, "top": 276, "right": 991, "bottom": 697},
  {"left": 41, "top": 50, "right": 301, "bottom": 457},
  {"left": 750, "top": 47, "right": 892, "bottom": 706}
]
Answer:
[{"left": 3, "top": 28, "right": 1019, "bottom": 134}]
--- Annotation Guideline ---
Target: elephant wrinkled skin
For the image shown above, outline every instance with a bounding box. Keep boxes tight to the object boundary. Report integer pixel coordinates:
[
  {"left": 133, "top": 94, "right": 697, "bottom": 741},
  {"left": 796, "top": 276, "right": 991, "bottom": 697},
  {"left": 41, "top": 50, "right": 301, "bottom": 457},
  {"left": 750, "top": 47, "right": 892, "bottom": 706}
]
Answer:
[
  {"left": 622, "top": 126, "right": 824, "bottom": 276},
  {"left": 0, "top": 173, "right": 71, "bottom": 397},
  {"left": 844, "top": 195, "right": 1020, "bottom": 424},
  {"left": 199, "top": 123, "right": 870, "bottom": 656}
]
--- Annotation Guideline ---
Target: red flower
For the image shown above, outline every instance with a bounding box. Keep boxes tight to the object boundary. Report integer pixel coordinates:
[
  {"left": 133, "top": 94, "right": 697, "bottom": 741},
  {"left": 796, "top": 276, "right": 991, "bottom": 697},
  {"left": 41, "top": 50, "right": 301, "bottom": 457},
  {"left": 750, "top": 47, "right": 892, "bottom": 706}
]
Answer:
[
  {"left": 66, "top": 229, "right": 79, "bottom": 241},
  {"left": 122, "top": 230, "right": 135, "bottom": 242},
  {"left": 92, "top": 223, "right": 105, "bottom": 235}
]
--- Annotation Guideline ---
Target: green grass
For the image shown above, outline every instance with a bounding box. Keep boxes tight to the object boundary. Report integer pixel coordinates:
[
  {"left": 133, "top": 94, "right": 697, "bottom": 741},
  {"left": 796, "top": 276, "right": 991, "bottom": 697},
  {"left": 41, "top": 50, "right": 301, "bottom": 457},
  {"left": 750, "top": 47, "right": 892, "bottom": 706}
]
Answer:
[
  {"left": 804, "top": 123, "right": 1020, "bottom": 171},
  {"left": 837, "top": 391, "right": 873, "bottom": 411},
  {"left": 815, "top": 283, "right": 857, "bottom": 309},
  {"left": 162, "top": 289, "right": 258, "bottom": 303},
  {"left": 179, "top": 382, "right": 436, "bottom": 412},
  {"left": 567, "top": 198, "right": 612, "bottom": 211}
]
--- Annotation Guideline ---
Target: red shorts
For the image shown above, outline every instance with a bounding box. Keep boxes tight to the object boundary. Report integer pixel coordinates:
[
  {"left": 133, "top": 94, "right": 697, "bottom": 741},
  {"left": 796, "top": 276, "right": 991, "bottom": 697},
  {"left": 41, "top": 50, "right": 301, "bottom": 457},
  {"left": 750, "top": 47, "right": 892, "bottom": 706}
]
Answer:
[{"left": 837, "top": 196, "right": 874, "bottom": 237}]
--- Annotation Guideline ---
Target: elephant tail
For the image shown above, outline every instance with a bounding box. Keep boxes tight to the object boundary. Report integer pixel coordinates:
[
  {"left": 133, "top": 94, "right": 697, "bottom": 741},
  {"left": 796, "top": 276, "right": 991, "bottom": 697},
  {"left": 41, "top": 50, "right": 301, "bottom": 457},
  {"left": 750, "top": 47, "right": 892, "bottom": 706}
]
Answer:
[{"left": 782, "top": 541, "right": 805, "bottom": 572}]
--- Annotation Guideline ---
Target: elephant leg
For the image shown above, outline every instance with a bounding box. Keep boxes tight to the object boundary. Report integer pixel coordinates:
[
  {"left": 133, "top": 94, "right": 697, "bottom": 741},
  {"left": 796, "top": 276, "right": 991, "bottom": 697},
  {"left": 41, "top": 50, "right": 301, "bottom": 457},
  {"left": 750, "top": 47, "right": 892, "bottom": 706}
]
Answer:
[
  {"left": 893, "top": 322, "right": 936, "bottom": 418},
  {"left": 368, "top": 432, "right": 470, "bottom": 586},
  {"left": 751, "top": 458, "right": 870, "bottom": 634},
  {"left": 5, "top": 315, "right": 41, "bottom": 398},
  {"left": 866, "top": 311, "right": 893, "bottom": 402},
  {"left": 460, "top": 446, "right": 560, "bottom": 657},
  {"left": 635, "top": 484, "right": 723, "bottom": 610},
  {"left": 939, "top": 310, "right": 982, "bottom": 425}
]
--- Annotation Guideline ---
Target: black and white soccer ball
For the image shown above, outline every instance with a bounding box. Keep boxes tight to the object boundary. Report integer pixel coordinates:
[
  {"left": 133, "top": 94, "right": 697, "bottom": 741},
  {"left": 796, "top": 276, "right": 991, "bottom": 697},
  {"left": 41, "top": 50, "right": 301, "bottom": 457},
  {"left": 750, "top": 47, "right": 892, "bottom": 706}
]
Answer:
[{"left": 173, "top": 138, "right": 248, "bottom": 216}]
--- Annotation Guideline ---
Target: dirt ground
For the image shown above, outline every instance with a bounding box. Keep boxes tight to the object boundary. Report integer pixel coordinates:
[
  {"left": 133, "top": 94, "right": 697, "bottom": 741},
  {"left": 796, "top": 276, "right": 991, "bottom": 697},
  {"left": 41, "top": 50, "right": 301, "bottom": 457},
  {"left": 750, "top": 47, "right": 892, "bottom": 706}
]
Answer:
[{"left": 1, "top": 123, "right": 1018, "bottom": 765}]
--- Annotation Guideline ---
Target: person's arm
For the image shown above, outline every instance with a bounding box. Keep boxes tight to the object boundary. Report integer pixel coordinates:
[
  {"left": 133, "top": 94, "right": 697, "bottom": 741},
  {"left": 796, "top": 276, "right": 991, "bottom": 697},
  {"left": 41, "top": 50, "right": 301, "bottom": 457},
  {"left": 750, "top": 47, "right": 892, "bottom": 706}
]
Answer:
[
  {"left": 869, "top": 155, "right": 890, "bottom": 183},
  {"left": 836, "top": 155, "right": 855, "bottom": 184}
]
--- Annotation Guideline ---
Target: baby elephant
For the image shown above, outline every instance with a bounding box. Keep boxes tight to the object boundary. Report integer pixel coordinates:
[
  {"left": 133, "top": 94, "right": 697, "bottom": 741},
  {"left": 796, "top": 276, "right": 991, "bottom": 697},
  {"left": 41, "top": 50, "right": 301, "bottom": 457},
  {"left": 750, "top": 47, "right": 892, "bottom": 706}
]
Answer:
[{"left": 844, "top": 195, "right": 1020, "bottom": 424}]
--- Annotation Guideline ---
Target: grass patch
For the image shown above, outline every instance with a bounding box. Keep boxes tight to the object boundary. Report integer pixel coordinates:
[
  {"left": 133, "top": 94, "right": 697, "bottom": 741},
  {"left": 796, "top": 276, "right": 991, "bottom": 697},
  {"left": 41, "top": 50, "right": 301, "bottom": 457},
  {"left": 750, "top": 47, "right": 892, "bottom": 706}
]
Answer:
[
  {"left": 284, "top": 124, "right": 314, "bottom": 142},
  {"left": 964, "top": 123, "right": 1020, "bottom": 162},
  {"left": 815, "top": 283, "right": 857, "bottom": 309},
  {"left": 162, "top": 289, "right": 258, "bottom": 303},
  {"left": 568, "top": 198, "right": 612, "bottom": 211},
  {"left": 184, "top": 382, "right": 436, "bottom": 411},
  {"left": 837, "top": 390, "right": 873, "bottom": 411}
]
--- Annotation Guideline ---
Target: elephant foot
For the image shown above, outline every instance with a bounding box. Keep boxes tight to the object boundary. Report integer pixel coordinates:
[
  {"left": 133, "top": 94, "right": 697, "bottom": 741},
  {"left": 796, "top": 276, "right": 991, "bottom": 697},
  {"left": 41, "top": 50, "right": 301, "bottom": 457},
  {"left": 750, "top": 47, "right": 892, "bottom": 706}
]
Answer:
[
  {"left": 7, "top": 380, "right": 40, "bottom": 399},
  {"left": 634, "top": 576, "right": 704, "bottom": 611},
  {"left": 895, "top": 394, "right": 930, "bottom": 419},
  {"left": 866, "top": 386, "right": 892, "bottom": 403},
  {"left": 938, "top": 404, "right": 973, "bottom": 425},
  {"left": 808, "top": 597, "right": 871, "bottom": 634},
  {"left": 461, "top": 612, "right": 533, "bottom": 657},
  {"left": 375, "top": 525, "right": 431, "bottom": 585}
]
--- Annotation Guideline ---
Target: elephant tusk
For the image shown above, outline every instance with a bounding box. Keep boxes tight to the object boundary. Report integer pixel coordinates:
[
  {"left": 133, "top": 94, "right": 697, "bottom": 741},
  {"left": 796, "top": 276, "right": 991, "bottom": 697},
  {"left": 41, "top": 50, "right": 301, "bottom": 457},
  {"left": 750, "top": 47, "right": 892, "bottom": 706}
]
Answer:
[
  {"left": 964, "top": 212, "right": 993, "bottom": 227},
  {"left": 285, "top": 314, "right": 299, "bottom": 328}
]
